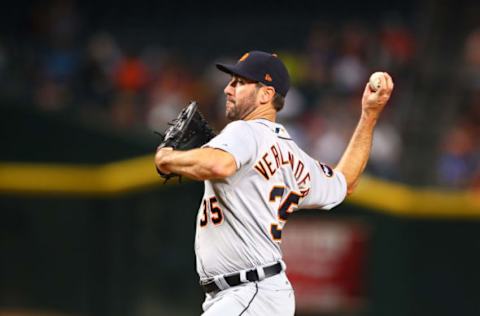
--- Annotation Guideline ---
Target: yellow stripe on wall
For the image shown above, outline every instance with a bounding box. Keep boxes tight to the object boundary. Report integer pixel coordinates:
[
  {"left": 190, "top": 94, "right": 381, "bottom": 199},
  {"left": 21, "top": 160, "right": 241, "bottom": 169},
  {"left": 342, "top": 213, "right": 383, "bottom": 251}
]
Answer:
[
  {"left": 0, "top": 155, "right": 162, "bottom": 196},
  {"left": 349, "top": 176, "right": 480, "bottom": 219},
  {"left": 0, "top": 156, "right": 479, "bottom": 218}
]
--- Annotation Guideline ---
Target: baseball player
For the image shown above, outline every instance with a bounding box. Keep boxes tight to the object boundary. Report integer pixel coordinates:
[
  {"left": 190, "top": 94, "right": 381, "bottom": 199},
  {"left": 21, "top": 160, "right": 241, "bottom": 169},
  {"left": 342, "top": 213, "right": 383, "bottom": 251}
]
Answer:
[{"left": 155, "top": 51, "right": 394, "bottom": 315}]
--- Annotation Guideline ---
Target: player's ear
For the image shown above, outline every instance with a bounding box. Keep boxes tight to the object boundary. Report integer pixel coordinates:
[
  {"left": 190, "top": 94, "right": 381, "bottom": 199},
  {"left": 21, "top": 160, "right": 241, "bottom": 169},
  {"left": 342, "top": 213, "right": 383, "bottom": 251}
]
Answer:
[{"left": 259, "top": 86, "right": 275, "bottom": 104}]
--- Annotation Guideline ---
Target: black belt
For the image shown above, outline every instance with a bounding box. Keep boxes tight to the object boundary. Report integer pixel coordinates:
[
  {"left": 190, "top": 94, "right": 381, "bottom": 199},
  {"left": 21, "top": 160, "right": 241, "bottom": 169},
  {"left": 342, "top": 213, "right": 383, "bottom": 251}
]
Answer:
[{"left": 200, "top": 262, "right": 283, "bottom": 293}]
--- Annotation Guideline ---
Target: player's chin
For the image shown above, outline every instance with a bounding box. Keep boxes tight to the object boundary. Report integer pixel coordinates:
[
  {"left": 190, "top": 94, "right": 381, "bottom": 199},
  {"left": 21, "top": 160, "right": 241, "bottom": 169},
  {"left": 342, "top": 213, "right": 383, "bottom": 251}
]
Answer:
[
  {"left": 225, "top": 103, "right": 236, "bottom": 118},
  {"left": 225, "top": 111, "right": 235, "bottom": 121},
  {"left": 225, "top": 108, "right": 239, "bottom": 121}
]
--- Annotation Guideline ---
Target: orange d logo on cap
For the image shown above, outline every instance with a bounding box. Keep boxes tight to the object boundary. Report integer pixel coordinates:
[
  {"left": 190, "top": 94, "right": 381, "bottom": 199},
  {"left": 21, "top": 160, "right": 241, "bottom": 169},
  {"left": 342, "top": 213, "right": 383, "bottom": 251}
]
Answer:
[
  {"left": 264, "top": 73, "right": 273, "bottom": 82},
  {"left": 239, "top": 53, "right": 249, "bottom": 62}
]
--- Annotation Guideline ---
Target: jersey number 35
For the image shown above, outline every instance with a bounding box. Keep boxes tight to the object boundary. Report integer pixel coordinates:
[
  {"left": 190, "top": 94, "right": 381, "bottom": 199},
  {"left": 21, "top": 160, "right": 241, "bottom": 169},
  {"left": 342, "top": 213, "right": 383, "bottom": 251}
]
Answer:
[{"left": 199, "top": 196, "right": 224, "bottom": 227}]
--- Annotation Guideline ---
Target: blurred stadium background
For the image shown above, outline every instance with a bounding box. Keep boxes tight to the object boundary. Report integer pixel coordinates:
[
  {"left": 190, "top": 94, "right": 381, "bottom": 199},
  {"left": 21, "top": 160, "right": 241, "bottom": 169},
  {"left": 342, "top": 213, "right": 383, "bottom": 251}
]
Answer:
[{"left": 1, "top": 0, "right": 479, "bottom": 315}]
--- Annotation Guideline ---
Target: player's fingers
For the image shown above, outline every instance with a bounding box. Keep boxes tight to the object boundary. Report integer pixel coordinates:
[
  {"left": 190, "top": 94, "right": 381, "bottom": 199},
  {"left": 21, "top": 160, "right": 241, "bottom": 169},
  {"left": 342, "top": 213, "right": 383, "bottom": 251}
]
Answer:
[
  {"left": 375, "top": 77, "right": 386, "bottom": 96},
  {"left": 363, "top": 82, "right": 372, "bottom": 94},
  {"left": 375, "top": 73, "right": 390, "bottom": 97},
  {"left": 383, "top": 72, "right": 394, "bottom": 92},
  {"left": 364, "top": 82, "right": 378, "bottom": 99}
]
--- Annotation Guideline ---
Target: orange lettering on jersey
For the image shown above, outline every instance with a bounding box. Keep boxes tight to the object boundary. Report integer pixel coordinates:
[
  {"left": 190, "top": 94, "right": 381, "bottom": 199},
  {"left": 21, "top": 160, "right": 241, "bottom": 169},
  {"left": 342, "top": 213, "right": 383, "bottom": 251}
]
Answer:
[
  {"left": 262, "top": 152, "right": 276, "bottom": 176},
  {"left": 270, "top": 145, "right": 281, "bottom": 169},
  {"left": 298, "top": 173, "right": 310, "bottom": 187},
  {"left": 278, "top": 144, "right": 289, "bottom": 165},
  {"left": 300, "top": 188, "right": 310, "bottom": 197},
  {"left": 294, "top": 160, "right": 305, "bottom": 180},
  {"left": 288, "top": 151, "right": 295, "bottom": 170},
  {"left": 254, "top": 160, "right": 270, "bottom": 180}
]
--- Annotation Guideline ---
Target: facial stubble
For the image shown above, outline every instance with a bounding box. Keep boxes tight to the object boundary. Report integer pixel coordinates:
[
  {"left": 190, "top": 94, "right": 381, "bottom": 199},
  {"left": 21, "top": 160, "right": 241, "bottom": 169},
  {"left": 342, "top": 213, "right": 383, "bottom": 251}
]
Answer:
[{"left": 226, "top": 88, "right": 258, "bottom": 121}]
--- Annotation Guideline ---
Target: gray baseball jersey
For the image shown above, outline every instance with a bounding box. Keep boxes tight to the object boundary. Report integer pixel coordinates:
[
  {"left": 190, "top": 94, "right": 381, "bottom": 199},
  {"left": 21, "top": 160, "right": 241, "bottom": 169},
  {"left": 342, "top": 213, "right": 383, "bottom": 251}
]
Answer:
[{"left": 195, "top": 118, "right": 347, "bottom": 280}]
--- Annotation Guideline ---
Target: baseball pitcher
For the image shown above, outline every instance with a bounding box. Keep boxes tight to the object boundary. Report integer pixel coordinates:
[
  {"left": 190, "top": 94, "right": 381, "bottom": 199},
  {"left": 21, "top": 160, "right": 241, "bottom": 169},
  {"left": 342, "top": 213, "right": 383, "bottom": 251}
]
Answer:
[{"left": 155, "top": 51, "right": 394, "bottom": 315}]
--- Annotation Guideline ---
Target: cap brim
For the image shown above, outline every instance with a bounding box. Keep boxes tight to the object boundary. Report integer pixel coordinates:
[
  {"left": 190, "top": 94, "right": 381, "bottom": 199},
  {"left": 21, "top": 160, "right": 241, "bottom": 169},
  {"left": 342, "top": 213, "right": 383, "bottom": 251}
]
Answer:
[
  {"left": 216, "top": 63, "right": 258, "bottom": 82},
  {"left": 216, "top": 63, "right": 235, "bottom": 75}
]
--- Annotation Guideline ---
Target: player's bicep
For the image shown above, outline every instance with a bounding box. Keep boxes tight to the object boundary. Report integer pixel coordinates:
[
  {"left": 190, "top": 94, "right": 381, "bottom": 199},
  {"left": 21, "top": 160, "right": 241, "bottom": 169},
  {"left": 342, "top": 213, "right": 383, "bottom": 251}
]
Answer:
[
  {"left": 207, "top": 148, "right": 237, "bottom": 177},
  {"left": 301, "top": 162, "right": 347, "bottom": 210}
]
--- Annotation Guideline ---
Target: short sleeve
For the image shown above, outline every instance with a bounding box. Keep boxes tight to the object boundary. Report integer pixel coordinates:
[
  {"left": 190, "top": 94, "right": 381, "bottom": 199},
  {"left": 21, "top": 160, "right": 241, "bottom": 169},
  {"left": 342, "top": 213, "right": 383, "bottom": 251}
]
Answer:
[
  {"left": 203, "top": 121, "right": 256, "bottom": 169},
  {"left": 299, "top": 161, "right": 348, "bottom": 210}
]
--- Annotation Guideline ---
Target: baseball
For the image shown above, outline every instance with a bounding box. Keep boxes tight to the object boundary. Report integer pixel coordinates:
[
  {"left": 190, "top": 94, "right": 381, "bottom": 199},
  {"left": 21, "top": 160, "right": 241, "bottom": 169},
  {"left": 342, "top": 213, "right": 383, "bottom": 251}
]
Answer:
[{"left": 369, "top": 72, "right": 384, "bottom": 91}]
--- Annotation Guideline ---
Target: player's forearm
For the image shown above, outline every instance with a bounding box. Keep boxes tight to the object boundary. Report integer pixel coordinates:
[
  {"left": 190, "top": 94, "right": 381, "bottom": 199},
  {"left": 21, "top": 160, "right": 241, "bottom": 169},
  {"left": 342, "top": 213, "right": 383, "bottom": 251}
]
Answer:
[
  {"left": 334, "top": 113, "right": 378, "bottom": 195},
  {"left": 335, "top": 72, "right": 394, "bottom": 194},
  {"left": 155, "top": 148, "right": 236, "bottom": 181}
]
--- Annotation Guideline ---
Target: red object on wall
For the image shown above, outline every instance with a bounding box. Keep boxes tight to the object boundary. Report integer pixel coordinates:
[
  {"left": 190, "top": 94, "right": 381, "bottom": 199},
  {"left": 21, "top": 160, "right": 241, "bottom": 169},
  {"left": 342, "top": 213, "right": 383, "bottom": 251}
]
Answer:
[{"left": 281, "top": 218, "right": 369, "bottom": 313}]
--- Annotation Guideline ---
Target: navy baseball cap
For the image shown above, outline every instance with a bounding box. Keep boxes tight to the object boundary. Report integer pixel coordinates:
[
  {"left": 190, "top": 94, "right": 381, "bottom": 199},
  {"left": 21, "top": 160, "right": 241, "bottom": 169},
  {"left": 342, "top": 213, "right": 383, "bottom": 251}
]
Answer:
[{"left": 216, "top": 51, "right": 290, "bottom": 97}]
